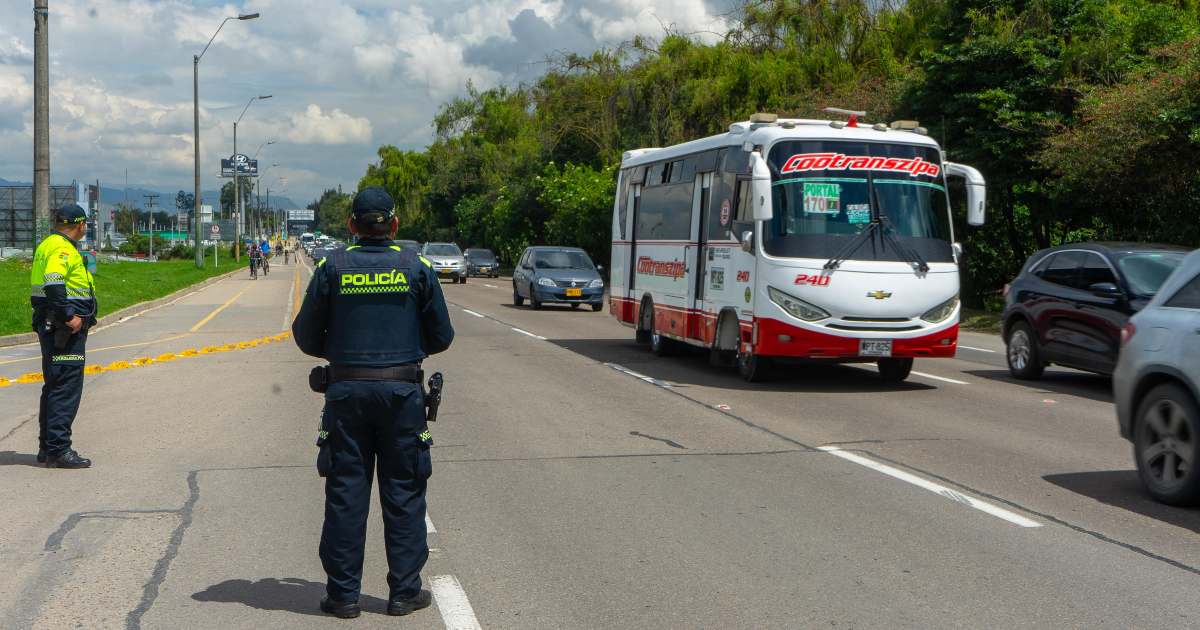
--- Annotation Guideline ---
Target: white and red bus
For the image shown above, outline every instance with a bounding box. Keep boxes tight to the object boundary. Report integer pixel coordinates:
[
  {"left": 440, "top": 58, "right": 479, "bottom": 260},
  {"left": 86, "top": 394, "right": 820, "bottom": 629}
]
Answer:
[{"left": 609, "top": 111, "right": 986, "bottom": 381}]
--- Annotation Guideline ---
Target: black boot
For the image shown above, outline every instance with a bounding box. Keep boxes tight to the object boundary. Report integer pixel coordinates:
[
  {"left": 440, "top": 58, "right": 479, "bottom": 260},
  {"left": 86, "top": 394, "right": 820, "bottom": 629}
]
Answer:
[
  {"left": 319, "top": 596, "right": 361, "bottom": 619},
  {"left": 387, "top": 589, "right": 432, "bottom": 616},
  {"left": 46, "top": 449, "right": 91, "bottom": 469},
  {"left": 37, "top": 449, "right": 46, "bottom": 464}
]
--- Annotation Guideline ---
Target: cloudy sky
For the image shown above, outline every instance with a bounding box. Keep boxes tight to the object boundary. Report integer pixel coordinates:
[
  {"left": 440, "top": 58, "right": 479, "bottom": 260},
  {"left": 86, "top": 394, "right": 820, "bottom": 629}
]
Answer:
[{"left": 0, "top": 0, "right": 733, "bottom": 206}]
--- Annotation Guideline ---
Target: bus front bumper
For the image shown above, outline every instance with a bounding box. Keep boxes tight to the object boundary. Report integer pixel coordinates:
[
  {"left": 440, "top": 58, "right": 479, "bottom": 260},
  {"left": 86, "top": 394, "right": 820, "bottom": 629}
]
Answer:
[{"left": 751, "top": 317, "right": 958, "bottom": 359}]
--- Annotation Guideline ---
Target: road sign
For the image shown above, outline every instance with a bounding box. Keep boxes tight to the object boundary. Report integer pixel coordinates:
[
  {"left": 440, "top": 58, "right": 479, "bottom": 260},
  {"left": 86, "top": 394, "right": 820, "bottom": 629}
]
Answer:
[
  {"left": 211, "top": 224, "right": 220, "bottom": 235},
  {"left": 287, "top": 209, "right": 315, "bottom": 221}
]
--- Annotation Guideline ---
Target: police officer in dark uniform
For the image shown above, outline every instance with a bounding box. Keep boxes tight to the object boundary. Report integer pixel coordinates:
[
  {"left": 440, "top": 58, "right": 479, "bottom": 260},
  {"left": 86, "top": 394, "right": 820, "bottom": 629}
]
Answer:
[
  {"left": 30, "top": 203, "right": 97, "bottom": 469},
  {"left": 292, "top": 186, "right": 454, "bottom": 619}
]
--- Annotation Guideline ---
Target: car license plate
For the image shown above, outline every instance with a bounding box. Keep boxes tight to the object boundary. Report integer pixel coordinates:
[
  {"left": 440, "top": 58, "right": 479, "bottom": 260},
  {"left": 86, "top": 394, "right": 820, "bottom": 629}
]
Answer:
[
  {"left": 859, "top": 339, "right": 892, "bottom": 357},
  {"left": 480, "top": 267, "right": 490, "bottom": 272},
  {"left": 565, "top": 288, "right": 582, "bottom": 297}
]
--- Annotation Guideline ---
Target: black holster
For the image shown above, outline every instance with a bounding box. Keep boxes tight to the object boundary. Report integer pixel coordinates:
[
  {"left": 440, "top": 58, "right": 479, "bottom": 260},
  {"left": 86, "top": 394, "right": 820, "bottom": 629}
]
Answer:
[
  {"left": 308, "top": 365, "right": 329, "bottom": 393},
  {"left": 425, "top": 372, "right": 443, "bottom": 423}
]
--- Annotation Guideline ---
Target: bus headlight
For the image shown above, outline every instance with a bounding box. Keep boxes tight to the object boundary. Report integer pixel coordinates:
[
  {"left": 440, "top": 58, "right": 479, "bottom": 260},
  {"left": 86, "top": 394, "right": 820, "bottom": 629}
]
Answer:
[
  {"left": 921, "top": 295, "right": 959, "bottom": 323},
  {"left": 768, "top": 286, "right": 830, "bottom": 322}
]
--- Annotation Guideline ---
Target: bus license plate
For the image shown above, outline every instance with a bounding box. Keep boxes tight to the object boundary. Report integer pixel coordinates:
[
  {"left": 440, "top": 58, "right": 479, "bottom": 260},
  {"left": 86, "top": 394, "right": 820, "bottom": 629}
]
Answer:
[
  {"left": 566, "top": 288, "right": 582, "bottom": 297},
  {"left": 859, "top": 339, "right": 892, "bottom": 357}
]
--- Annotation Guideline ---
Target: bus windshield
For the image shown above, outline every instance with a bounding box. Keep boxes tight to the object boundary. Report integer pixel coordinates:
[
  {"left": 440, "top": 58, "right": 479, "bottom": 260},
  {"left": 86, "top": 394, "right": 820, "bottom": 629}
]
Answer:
[{"left": 764, "top": 141, "right": 953, "bottom": 263}]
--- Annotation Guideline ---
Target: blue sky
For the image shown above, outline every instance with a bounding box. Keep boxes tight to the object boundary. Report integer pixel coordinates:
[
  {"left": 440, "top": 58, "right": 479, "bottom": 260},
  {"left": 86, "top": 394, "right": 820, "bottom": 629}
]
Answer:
[{"left": 0, "top": 0, "right": 730, "bottom": 205}]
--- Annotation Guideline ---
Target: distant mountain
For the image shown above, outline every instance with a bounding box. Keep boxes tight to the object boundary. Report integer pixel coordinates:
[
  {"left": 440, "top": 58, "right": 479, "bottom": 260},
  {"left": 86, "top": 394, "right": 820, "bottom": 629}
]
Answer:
[{"left": 0, "top": 177, "right": 298, "bottom": 210}]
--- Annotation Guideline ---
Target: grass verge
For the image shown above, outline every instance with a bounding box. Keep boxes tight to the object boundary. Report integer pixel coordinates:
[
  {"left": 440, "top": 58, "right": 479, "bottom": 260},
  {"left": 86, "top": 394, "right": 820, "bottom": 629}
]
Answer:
[
  {"left": 0, "top": 257, "right": 244, "bottom": 337},
  {"left": 960, "top": 308, "right": 1003, "bottom": 334}
]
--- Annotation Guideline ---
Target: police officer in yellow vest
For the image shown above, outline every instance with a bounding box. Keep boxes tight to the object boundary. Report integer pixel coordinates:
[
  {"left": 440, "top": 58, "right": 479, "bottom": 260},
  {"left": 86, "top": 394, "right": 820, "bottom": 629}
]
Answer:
[{"left": 30, "top": 203, "right": 97, "bottom": 469}]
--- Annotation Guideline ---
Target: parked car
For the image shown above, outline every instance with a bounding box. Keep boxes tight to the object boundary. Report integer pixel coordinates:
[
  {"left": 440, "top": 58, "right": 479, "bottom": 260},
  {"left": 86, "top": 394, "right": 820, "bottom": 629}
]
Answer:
[
  {"left": 395, "top": 240, "right": 421, "bottom": 252},
  {"left": 465, "top": 248, "right": 500, "bottom": 277},
  {"left": 512, "top": 246, "right": 604, "bottom": 311},
  {"left": 1113, "top": 248, "right": 1200, "bottom": 505},
  {"left": 421, "top": 242, "right": 468, "bottom": 283},
  {"left": 1002, "top": 243, "right": 1189, "bottom": 379}
]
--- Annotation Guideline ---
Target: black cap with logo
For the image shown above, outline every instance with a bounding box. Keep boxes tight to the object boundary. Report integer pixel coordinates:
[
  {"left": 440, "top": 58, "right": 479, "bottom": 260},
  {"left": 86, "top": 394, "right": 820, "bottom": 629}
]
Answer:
[
  {"left": 55, "top": 203, "right": 88, "bottom": 225},
  {"left": 351, "top": 187, "right": 395, "bottom": 225}
]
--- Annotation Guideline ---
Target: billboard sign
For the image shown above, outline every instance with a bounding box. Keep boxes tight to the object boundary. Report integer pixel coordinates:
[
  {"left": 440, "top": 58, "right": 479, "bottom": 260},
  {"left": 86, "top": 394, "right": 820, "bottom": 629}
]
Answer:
[
  {"left": 287, "top": 209, "right": 315, "bottom": 221},
  {"left": 220, "top": 153, "right": 259, "bottom": 178}
]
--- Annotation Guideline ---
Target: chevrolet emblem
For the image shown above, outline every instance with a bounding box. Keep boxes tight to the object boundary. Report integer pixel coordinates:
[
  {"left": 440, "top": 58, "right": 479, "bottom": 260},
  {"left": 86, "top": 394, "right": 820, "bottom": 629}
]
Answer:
[{"left": 866, "top": 290, "right": 893, "bottom": 300}]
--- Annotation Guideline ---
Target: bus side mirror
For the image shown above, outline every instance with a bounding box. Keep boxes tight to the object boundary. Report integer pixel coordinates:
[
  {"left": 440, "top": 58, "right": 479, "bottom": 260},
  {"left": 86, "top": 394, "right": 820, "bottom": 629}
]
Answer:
[
  {"left": 749, "top": 151, "right": 773, "bottom": 222},
  {"left": 944, "top": 162, "right": 986, "bottom": 226}
]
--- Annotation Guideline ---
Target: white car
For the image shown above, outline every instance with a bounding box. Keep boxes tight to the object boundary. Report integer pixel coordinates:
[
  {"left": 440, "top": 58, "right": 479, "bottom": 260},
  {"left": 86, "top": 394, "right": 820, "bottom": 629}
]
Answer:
[
  {"left": 1113, "top": 248, "right": 1200, "bottom": 505},
  {"left": 421, "top": 242, "right": 468, "bottom": 284}
]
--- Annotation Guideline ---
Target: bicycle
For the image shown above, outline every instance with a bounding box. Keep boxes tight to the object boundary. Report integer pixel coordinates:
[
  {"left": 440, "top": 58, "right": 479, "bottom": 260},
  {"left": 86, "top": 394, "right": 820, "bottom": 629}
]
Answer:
[
  {"left": 249, "top": 256, "right": 260, "bottom": 280},
  {"left": 262, "top": 253, "right": 270, "bottom": 276}
]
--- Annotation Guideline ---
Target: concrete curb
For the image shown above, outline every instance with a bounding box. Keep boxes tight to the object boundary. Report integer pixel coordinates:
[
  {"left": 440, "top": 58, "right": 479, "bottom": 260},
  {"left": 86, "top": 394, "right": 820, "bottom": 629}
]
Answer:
[{"left": 0, "top": 268, "right": 244, "bottom": 349}]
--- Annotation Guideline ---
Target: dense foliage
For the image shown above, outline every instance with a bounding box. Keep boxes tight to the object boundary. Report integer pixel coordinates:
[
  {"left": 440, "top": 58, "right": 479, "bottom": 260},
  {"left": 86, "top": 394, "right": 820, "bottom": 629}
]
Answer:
[{"left": 335, "top": 0, "right": 1199, "bottom": 306}]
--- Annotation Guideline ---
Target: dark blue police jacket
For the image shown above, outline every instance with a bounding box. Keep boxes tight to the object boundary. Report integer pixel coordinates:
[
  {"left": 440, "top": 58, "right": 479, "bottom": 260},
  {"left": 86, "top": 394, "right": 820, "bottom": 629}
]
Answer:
[{"left": 292, "top": 239, "right": 454, "bottom": 365}]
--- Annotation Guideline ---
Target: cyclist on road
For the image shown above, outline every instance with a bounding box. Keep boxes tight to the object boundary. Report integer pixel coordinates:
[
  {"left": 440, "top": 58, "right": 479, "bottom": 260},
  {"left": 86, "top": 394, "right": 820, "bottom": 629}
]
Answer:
[
  {"left": 249, "top": 242, "right": 263, "bottom": 280},
  {"left": 260, "top": 239, "right": 272, "bottom": 275}
]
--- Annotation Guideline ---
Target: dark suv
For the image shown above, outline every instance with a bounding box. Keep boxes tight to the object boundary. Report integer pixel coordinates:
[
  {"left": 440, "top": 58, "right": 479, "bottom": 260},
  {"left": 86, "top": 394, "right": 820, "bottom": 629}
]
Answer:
[{"left": 1002, "top": 243, "right": 1188, "bottom": 379}]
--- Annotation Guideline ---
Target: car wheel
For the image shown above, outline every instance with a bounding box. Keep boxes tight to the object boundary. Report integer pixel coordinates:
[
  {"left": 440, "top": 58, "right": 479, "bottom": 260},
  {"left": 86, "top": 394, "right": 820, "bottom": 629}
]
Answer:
[
  {"left": 737, "top": 346, "right": 769, "bottom": 382},
  {"left": 530, "top": 286, "right": 542, "bottom": 310},
  {"left": 461, "top": 275, "right": 468, "bottom": 284},
  {"left": 1134, "top": 383, "right": 1200, "bottom": 506},
  {"left": 591, "top": 303, "right": 603, "bottom": 312},
  {"left": 1006, "top": 321, "right": 1044, "bottom": 380},
  {"left": 512, "top": 284, "right": 524, "bottom": 306},
  {"left": 877, "top": 358, "right": 914, "bottom": 382}
]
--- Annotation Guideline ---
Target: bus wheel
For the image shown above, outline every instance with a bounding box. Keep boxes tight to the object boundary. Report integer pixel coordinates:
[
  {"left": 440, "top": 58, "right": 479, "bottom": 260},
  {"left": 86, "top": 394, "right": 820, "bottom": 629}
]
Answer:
[
  {"left": 877, "top": 358, "right": 913, "bottom": 382},
  {"left": 635, "top": 299, "right": 653, "bottom": 344},
  {"left": 709, "top": 314, "right": 737, "bottom": 368},
  {"left": 651, "top": 330, "right": 675, "bottom": 357},
  {"left": 737, "top": 347, "right": 770, "bottom": 382}
]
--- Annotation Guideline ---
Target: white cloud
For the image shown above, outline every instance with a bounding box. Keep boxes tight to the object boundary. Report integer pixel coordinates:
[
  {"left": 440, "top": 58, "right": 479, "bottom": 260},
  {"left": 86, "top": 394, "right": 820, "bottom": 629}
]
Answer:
[
  {"left": 285, "top": 104, "right": 372, "bottom": 145},
  {"left": 0, "top": 0, "right": 734, "bottom": 202}
]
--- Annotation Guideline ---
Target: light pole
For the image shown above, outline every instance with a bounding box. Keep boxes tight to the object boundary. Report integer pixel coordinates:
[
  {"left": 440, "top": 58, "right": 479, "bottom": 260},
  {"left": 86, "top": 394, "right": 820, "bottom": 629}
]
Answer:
[
  {"left": 257, "top": 163, "right": 279, "bottom": 240},
  {"left": 33, "top": 1, "right": 50, "bottom": 246},
  {"left": 193, "top": 12, "right": 259, "bottom": 268},
  {"left": 233, "top": 94, "right": 272, "bottom": 260}
]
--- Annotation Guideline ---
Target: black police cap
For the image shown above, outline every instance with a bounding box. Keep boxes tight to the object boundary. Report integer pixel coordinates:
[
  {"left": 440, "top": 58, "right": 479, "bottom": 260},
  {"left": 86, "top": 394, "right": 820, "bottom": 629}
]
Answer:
[
  {"left": 351, "top": 187, "right": 395, "bottom": 224},
  {"left": 55, "top": 203, "right": 88, "bottom": 225}
]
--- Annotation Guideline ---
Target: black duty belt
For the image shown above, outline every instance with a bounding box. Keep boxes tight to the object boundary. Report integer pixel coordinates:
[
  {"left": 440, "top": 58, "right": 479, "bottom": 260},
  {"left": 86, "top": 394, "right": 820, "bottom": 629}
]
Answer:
[{"left": 328, "top": 364, "right": 423, "bottom": 384}]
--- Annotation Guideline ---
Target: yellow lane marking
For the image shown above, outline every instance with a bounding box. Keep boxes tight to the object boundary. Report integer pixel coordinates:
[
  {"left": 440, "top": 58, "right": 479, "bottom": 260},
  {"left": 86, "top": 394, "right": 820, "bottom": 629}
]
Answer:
[
  {"left": 190, "top": 285, "right": 251, "bottom": 333},
  {"left": 0, "top": 332, "right": 292, "bottom": 388},
  {"left": 0, "top": 333, "right": 193, "bottom": 367}
]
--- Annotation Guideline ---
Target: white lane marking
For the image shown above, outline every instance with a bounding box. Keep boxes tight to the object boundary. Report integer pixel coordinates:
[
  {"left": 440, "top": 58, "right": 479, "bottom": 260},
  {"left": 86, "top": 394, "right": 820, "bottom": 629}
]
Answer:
[
  {"left": 511, "top": 327, "right": 547, "bottom": 340},
  {"left": 430, "top": 575, "right": 482, "bottom": 630},
  {"left": 605, "top": 362, "right": 674, "bottom": 388},
  {"left": 958, "top": 345, "right": 996, "bottom": 353},
  {"left": 425, "top": 513, "right": 437, "bottom": 534},
  {"left": 911, "top": 371, "right": 969, "bottom": 385},
  {"left": 460, "top": 309, "right": 485, "bottom": 318},
  {"left": 483, "top": 283, "right": 499, "bottom": 289},
  {"left": 818, "top": 447, "right": 1041, "bottom": 528}
]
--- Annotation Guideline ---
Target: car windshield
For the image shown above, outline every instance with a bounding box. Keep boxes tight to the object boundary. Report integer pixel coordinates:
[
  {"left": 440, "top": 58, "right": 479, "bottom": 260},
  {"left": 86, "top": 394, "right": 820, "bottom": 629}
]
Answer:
[
  {"left": 534, "top": 251, "right": 593, "bottom": 270},
  {"left": 425, "top": 244, "right": 462, "bottom": 256},
  {"left": 1117, "top": 252, "right": 1187, "bottom": 295},
  {"left": 467, "top": 250, "right": 496, "bottom": 260},
  {"left": 765, "top": 140, "right": 953, "bottom": 263}
]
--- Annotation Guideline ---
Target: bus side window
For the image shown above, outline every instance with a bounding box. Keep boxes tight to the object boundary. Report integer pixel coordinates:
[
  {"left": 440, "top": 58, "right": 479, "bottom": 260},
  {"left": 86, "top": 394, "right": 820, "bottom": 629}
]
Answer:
[
  {"left": 618, "top": 170, "right": 629, "bottom": 240},
  {"left": 734, "top": 180, "right": 752, "bottom": 221}
]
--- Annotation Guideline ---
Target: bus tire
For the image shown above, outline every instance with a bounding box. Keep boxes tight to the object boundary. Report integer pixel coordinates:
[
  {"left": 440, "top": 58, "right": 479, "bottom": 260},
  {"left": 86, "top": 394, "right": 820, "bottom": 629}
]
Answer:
[
  {"left": 651, "top": 330, "right": 674, "bottom": 357},
  {"left": 737, "top": 347, "right": 769, "bottom": 382},
  {"left": 877, "top": 358, "right": 913, "bottom": 382},
  {"left": 636, "top": 298, "right": 653, "bottom": 344}
]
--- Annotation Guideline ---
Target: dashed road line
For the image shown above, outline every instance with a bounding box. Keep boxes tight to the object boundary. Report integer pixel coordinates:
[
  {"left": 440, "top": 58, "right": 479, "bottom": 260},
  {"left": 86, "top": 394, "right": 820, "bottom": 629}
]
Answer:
[
  {"left": 511, "top": 327, "right": 547, "bottom": 340},
  {"left": 958, "top": 345, "right": 996, "bottom": 353},
  {"left": 818, "top": 446, "right": 1041, "bottom": 528},
  {"left": 482, "top": 283, "right": 499, "bottom": 289},
  {"left": 911, "top": 371, "right": 969, "bottom": 385},
  {"left": 605, "top": 362, "right": 673, "bottom": 388},
  {"left": 431, "top": 575, "right": 482, "bottom": 630},
  {"left": 425, "top": 513, "right": 437, "bottom": 534},
  {"left": 460, "top": 309, "right": 485, "bottom": 318}
]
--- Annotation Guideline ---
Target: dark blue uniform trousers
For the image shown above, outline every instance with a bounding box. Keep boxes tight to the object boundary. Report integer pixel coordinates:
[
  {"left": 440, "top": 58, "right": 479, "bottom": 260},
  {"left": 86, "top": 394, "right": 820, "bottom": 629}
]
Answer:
[
  {"left": 320, "top": 380, "right": 431, "bottom": 602},
  {"left": 37, "top": 326, "right": 88, "bottom": 456}
]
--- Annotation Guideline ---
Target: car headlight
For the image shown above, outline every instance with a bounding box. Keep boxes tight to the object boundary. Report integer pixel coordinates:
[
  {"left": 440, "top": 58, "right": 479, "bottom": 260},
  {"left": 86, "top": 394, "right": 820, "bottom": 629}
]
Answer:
[
  {"left": 537, "top": 277, "right": 556, "bottom": 287},
  {"left": 589, "top": 279, "right": 604, "bottom": 288},
  {"left": 767, "top": 286, "right": 829, "bottom": 321},
  {"left": 921, "top": 294, "right": 959, "bottom": 323}
]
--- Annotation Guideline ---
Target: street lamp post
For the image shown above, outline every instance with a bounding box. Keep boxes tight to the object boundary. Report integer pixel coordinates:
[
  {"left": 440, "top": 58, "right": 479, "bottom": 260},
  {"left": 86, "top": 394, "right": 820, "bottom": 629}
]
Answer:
[
  {"left": 192, "top": 12, "right": 259, "bottom": 268},
  {"left": 232, "top": 95, "right": 272, "bottom": 260}
]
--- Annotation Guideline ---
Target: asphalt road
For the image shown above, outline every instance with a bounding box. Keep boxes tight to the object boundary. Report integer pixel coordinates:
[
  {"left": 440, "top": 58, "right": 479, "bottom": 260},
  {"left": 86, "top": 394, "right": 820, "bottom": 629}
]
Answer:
[{"left": 1, "top": 261, "right": 1197, "bottom": 629}]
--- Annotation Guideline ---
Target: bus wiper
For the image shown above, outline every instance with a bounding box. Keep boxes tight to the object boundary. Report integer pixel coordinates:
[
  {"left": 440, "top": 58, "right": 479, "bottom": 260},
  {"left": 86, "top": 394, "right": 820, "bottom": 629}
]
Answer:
[
  {"left": 824, "top": 221, "right": 881, "bottom": 270},
  {"left": 879, "top": 216, "right": 930, "bottom": 273}
]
